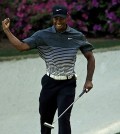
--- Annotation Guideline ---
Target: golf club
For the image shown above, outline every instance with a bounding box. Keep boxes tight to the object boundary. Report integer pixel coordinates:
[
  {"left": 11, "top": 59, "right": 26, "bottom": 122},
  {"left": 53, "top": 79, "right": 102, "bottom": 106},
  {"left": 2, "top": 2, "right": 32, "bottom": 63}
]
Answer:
[{"left": 44, "top": 89, "right": 86, "bottom": 129}]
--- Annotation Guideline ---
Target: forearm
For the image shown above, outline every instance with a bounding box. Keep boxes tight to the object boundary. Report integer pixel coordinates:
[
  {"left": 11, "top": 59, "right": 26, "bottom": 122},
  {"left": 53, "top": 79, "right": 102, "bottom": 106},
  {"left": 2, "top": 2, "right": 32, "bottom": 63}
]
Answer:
[{"left": 86, "top": 56, "right": 95, "bottom": 81}]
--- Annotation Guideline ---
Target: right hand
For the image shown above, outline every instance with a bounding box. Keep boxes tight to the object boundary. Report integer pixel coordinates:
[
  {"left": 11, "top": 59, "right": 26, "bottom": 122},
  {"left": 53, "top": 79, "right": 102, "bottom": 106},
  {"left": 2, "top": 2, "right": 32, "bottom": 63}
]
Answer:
[
  {"left": 2, "top": 18, "right": 10, "bottom": 31},
  {"left": 83, "top": 80, "right": 93, "bottom": 93}
]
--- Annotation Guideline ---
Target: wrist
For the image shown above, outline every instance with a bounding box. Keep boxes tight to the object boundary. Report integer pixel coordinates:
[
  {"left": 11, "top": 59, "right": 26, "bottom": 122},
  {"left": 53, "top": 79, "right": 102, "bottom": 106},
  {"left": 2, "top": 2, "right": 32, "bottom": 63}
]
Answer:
[
  {"left": 3, "top": 28, "right": 10, "bottom": 34},
  {"left": 3, "top": 28, "right": 9, "bottom": 32},
  {"left": 86, "top": 78, "right": 92, "bottom": 82}
]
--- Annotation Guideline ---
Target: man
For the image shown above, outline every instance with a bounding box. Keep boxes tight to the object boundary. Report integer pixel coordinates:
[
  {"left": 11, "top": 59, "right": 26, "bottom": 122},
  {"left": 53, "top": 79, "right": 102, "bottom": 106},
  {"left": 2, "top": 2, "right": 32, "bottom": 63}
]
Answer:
[{"left": 2, "top": 5, "right": 95, "bottom": 134}]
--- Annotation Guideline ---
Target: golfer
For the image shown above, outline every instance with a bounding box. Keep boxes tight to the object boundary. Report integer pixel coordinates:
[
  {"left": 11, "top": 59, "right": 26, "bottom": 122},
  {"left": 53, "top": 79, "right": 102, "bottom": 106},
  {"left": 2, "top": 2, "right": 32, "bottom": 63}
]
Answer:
[{"left": 2, "top": 5, "right": 95, "bottom": 134}]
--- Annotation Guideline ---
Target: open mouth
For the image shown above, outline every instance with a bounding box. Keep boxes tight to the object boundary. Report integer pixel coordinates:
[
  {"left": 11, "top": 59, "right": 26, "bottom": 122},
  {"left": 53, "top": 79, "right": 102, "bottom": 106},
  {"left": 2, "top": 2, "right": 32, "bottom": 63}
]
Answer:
[{"left": 56, "top": 24, "right": 62, "bottom": 28}]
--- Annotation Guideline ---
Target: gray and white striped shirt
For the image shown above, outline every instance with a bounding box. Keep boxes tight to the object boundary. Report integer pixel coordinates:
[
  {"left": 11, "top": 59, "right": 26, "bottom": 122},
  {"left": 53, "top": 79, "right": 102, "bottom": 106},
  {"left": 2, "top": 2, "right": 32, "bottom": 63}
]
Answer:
[{"left": 23, "top": 26, "right": 94, "bottom": 76}]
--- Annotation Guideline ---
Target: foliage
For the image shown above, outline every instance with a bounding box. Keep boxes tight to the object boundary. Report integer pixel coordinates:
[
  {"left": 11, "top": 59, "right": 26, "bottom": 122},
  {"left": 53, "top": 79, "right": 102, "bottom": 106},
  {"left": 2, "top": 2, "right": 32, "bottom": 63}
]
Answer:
[{"left": 0, "top": 0, "right": 120, "bottom": 39}]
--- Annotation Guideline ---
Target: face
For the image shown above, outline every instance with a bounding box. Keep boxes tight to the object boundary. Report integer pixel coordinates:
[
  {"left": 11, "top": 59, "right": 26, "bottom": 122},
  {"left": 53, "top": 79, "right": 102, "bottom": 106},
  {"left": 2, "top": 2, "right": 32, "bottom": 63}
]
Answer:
[{"left": 52, "top": 16, "right": 67, "bottom": 32}]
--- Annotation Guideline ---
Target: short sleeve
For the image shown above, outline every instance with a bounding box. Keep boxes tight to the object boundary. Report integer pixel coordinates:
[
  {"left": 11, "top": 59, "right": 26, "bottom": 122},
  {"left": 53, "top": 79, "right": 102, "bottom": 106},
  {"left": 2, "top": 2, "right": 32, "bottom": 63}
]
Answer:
[
  {"left": 22, "top": 32, "right": 40, "bottom": 49},
  {"left": 79, "top": 34, "right": 94, "bottom": 53}
]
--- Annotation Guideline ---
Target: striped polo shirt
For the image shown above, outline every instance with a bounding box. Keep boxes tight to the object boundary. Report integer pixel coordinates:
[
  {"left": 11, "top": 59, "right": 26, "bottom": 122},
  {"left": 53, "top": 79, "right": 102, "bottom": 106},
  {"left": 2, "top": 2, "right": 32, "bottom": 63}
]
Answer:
[{"left": 23, "top": 25, "right": 94, "bottom": 76}]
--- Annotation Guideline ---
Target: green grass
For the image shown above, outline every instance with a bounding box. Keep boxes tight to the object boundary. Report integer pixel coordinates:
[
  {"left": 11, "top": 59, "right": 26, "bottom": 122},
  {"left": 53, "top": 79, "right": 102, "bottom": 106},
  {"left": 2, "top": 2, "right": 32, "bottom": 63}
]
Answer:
[
  {"left": 89, "top": 38, "right": 120, "bottom": 49},
  {"left": 0, "top": 38, "right": 120, "bottom": 57},
  {"left": 0, "top": 48, "right": 38, "bottom": 57}
]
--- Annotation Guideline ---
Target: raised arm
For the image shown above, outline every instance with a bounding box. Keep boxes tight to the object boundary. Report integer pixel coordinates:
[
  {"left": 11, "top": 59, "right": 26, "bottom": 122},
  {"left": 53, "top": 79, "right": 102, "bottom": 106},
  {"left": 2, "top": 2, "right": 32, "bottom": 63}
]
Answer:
[
  {"left": 83, "top": 51, "right": 95, "bottom": 93},
  {"left": 2, "top": 18, "right": 30, "bottom": 51}
]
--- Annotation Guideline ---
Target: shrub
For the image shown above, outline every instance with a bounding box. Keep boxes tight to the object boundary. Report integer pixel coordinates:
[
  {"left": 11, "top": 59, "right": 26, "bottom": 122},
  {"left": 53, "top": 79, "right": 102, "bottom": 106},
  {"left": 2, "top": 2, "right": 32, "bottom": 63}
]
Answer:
[{"left": 0, "top": 0, "right": 120, "bottom": 39}]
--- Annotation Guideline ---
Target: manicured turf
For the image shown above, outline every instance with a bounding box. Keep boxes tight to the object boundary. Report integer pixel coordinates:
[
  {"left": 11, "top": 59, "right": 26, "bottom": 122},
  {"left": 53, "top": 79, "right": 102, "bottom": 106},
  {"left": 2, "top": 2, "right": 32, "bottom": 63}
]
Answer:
[{"left": 0, "top": 38, "right": 120, "bottom": 57}]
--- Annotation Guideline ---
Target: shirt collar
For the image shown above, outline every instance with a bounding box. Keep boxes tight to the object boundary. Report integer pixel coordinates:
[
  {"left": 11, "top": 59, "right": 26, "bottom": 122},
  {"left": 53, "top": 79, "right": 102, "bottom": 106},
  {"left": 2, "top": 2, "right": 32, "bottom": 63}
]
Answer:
[{"left": 51, "top": 25, "right": 71, "bottom": 33}]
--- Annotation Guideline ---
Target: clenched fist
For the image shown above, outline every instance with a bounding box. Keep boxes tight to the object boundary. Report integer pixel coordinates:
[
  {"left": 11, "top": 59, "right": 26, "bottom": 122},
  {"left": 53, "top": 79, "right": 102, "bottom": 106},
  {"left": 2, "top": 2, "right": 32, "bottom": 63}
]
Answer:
[{"left": 2, "top": 18, "right": 10, "bottom": 31}]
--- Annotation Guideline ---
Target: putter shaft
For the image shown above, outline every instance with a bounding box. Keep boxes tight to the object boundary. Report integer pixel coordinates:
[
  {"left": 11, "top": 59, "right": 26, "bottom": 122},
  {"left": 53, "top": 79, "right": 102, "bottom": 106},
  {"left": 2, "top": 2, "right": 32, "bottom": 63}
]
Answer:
[{"left": 44, "top": 90, "right": 86, "bottom": 129}]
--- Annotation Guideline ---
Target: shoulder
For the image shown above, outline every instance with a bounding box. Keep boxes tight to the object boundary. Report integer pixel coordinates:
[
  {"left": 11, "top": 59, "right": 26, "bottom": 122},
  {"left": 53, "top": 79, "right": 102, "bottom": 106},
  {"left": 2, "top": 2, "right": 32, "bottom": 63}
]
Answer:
[
  {"left": 68, "top": 27, "right": 86, "bottom": 39},
  {"left": 32, "top": 27, "right": 52, "bottom": 37},
  {"left": 68, "top": 27, "right": 86, "bottom": 41},
  {"left": 42, "top": 27, "right": 53, "bottom": 32},
  {"left": 69, "top": 27, "right": 83, "bottom": 35}
]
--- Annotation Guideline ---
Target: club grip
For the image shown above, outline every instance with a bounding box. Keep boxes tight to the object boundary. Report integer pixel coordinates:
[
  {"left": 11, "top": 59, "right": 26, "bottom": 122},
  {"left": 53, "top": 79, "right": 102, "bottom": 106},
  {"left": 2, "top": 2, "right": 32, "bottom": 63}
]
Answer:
[{"left": 79, "top": 90, "right": 86, "bottom": 97}]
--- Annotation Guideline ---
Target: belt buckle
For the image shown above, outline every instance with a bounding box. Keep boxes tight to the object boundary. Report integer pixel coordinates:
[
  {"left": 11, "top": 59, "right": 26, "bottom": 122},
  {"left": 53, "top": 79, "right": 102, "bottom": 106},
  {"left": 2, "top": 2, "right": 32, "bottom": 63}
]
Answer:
[{"left": 67, "top": 75, "right": 73, "bottom": 79}]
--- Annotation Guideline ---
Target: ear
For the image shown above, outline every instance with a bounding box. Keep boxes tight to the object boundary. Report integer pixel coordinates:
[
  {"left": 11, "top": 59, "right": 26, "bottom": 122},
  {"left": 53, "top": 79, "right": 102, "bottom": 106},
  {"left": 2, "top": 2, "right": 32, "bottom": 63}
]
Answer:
[
  {"left": 66, "top": 13, "right": 71, "bottom": 21},
  {"left": 67, "top": 12, "right": 70, "bottom": 17}
]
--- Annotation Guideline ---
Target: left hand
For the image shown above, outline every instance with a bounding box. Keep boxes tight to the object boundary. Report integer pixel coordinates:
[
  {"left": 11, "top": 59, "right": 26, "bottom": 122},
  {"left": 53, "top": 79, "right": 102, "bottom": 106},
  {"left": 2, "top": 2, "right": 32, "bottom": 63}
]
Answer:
[{"left": 83, "top": 80, "right": 93, "bottom": 93}]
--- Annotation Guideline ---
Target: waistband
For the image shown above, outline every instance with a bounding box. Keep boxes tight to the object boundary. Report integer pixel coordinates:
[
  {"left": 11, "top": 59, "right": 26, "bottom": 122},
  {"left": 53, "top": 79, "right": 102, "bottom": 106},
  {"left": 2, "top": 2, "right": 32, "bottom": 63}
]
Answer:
[{"left": 46, "top": 72, "right": 77, "bottom": 80}]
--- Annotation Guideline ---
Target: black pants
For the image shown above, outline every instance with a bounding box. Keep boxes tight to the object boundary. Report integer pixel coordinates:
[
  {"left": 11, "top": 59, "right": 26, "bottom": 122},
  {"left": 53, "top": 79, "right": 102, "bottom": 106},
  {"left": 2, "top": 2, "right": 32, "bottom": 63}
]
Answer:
[{"left": 39, "top": 74, "right": 76, "bottom": 134}]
